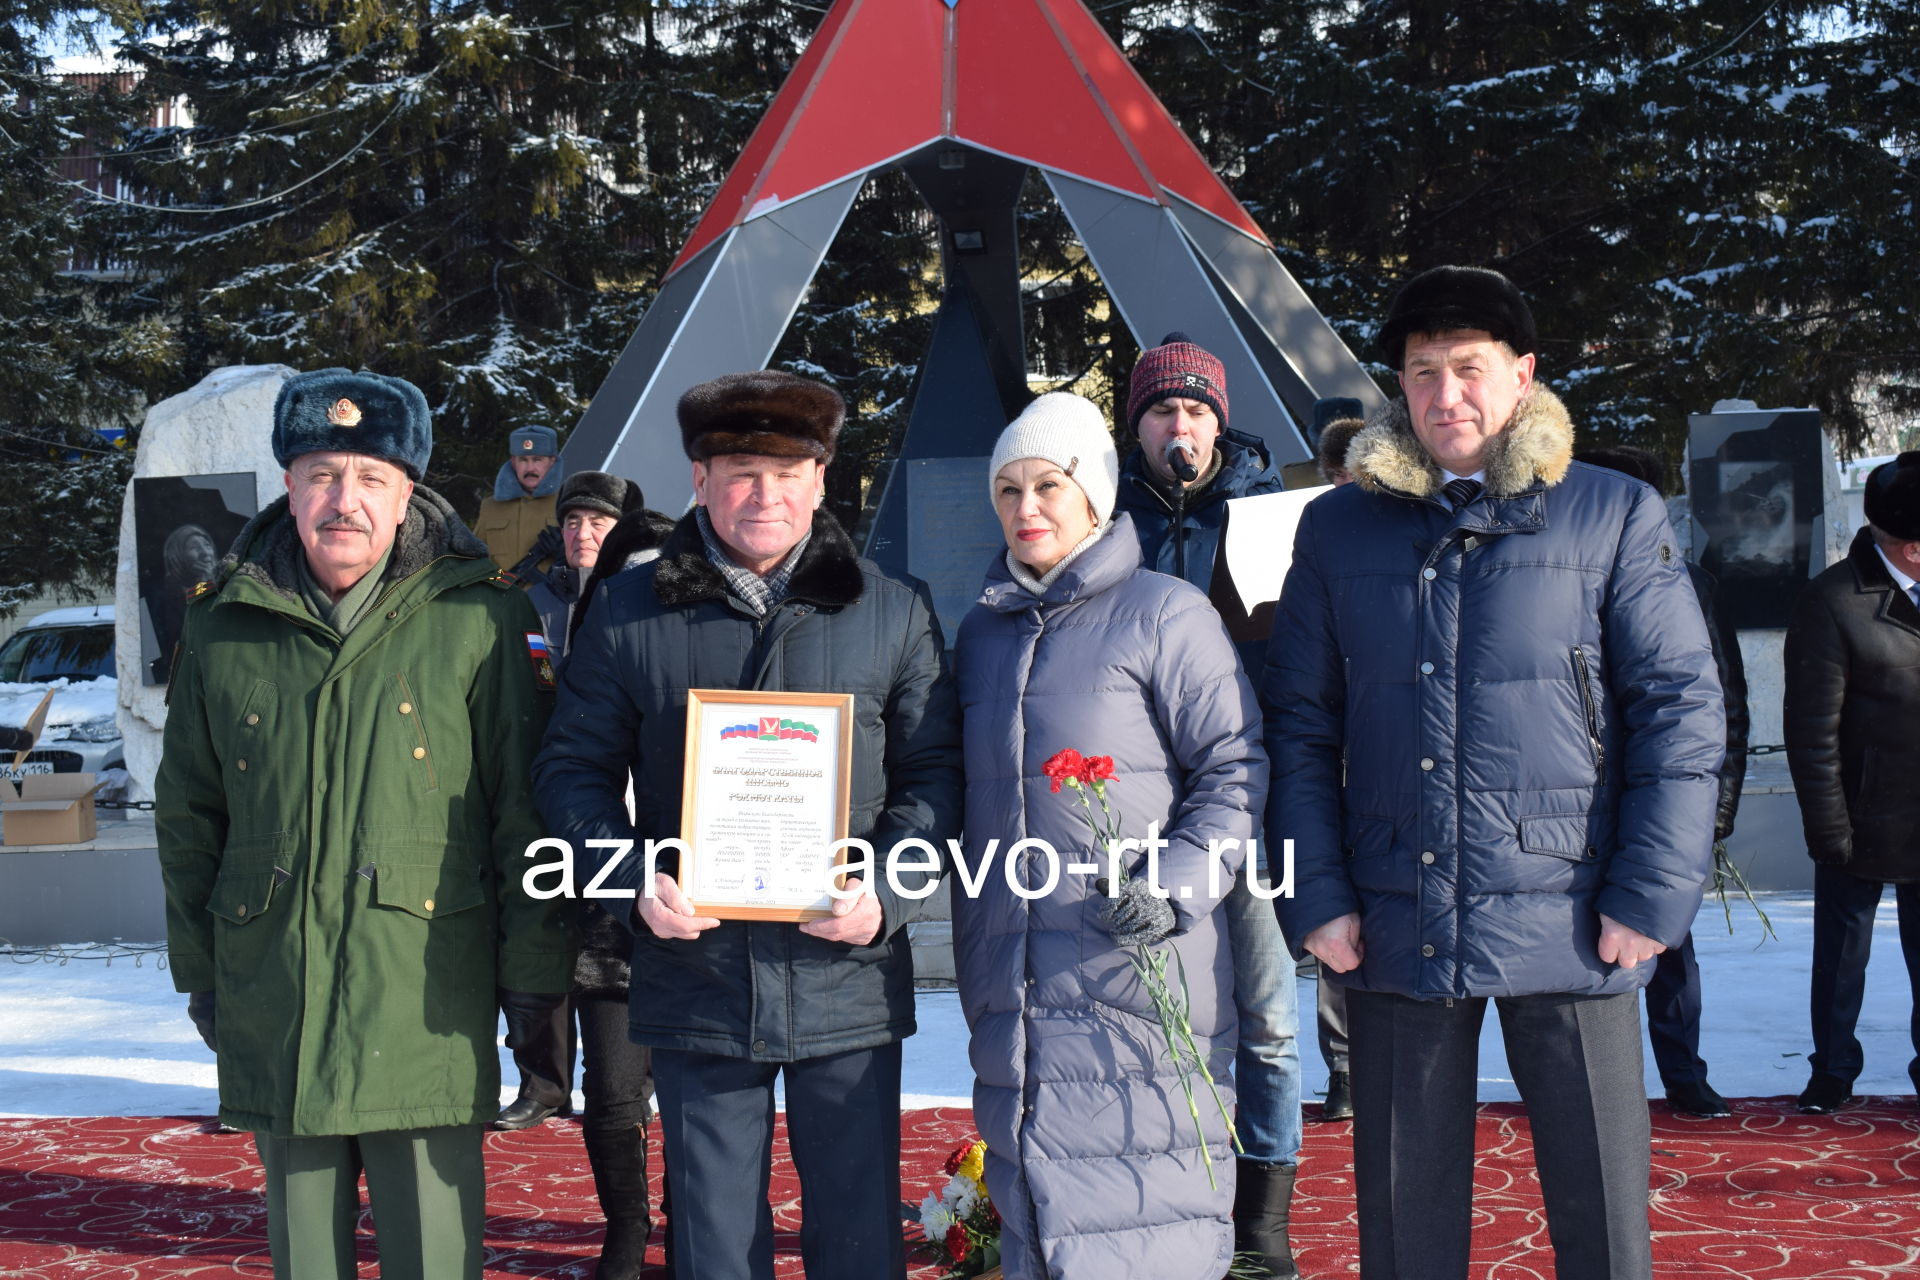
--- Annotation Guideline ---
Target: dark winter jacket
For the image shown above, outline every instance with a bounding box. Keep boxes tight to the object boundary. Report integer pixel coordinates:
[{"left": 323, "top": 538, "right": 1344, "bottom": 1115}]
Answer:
[
  {"left": 954, "top": 518, "right": 1264, "bottom": 1279},
  {"left": 526, "top": 508, "right": 675, "bottom": 665},
  {"left": 156, "top": 488, "right": 574, "bottom": 1136},
  {"left": 1262, "top": 387, "right": 1725, "bottom": 1000},
  {"left": 1115, "top": 428, "right": 1286, "bottom": 669},
  {"left": 1784, "top": 527, "right": 1920, "bottom": 883},
  {"left": 1687, "top": 563, "right": 1750, "bottom": 842},
  {"left": 532, "top": 510, "right": 963, "bottom": 1061},
  {"left": 524, "top": 509, "right": 677, "bottom": 997}
]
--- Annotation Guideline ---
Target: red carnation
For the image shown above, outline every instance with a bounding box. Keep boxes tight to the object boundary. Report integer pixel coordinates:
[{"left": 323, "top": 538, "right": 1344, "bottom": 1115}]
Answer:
[
  {"left": 1085, "top": 755, "right": 1115, "bottom": 782},
  {"left": 945, "top": 1222, "right": 970, "bottom": 1262},
  {"left": 943, "top": 1140, "right": 972, "bottom": 1175},
  {"left": 1042, "top": 748, "right": 1086, "bottom": 794}
]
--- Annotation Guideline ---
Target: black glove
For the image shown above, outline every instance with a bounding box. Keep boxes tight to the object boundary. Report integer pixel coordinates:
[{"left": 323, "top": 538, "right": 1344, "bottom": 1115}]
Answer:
[
  {"left": 1095, "top": 878, "right": 1177, "bottom": 948},
  {"left": 187, "top": 991, "right": 217, "bottom": 1054},
  {"left": 498, "top": 988, "right": 567, "bottom": 1050},
  {"left": 1713, "top": 779, "right": 1740, "bottom": 844},
  {"left": 509, "top": 526, "right": 567, "bottom": 580},
  {"left": 1809, "top": 842, "right": 1852, "bottom": 868}
]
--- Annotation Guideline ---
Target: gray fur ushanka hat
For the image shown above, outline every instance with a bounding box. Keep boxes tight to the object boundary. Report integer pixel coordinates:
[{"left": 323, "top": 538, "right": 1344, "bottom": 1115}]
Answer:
[{"left": 273, "top": 368, "right": 432, "bottom": 478}]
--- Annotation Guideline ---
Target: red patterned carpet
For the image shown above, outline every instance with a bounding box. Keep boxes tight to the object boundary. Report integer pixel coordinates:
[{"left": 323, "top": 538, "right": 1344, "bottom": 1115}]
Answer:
[{"left": 0, "top": 1099, "right": 1915, "bottom": 1278}]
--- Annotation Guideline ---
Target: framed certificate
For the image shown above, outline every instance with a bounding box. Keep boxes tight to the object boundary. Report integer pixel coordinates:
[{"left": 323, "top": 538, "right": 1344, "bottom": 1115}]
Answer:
[{"left": 679, "top": 689, "right": 855, "bottom": 921}]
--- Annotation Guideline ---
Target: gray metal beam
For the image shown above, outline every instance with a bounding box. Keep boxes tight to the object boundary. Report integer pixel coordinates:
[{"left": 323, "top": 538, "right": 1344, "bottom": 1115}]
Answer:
[
  {"left": 1165, "top": 194, "right": 1387, "bottom": 418},
  {"left": 899, "top": 144, "right": 1032, "bottom": 422},
  {"left": 564, "top": 175, "right": 867, "bottom": 512},
  {"left": 1044, "top": 172, "right": 1311, "bottom": 464}
]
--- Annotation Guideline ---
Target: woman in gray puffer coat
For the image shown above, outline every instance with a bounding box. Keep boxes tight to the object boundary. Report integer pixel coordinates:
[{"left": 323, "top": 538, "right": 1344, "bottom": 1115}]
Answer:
[{"left": 952, "top": 392, "right": 1269, "bottom": 1279}]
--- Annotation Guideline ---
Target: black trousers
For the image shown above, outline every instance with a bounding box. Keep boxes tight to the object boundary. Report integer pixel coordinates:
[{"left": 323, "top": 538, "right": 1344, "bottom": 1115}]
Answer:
[
  {"left": 507, "top": 996, "right": 575, "bottom": 1108},
  {"left": 1643, "top": 931, "right": 1709, "bottom": 1087},
  {"left": 1347, "top": 988, "right": 1653, "bottom": 1280},
  {"left": 1317, "top": 971, "right": 1349, "bottom": 1073},
  {"left": 575, "top": 993, "right": 654, "bottom": 1133},
  {"left": 653, "top": 1042, "right": 905, "bottom": 1280},
  {"left": 1808, "top": 864, "right": 1920, "bottom": 1087}
]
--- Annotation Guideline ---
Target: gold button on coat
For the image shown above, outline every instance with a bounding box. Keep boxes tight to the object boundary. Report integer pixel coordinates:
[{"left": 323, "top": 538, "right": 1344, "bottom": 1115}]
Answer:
[
  {"left": 424, "top": 898, "right": 435, "bottom": 912},
  {"left": 236, "top": 758, "right": 248, "bottom": 771},
  {"left": 412, "top": 747, "right": 426, "bottom": 759},
  {"left": 245, "top": 713, "right": 260, "bottom": 725},
  {"left": 236, "top": 903, "right": 248, "bottom": 917},
  {"left": 398, "top": 702, "right": 413, "bottom": 715}
]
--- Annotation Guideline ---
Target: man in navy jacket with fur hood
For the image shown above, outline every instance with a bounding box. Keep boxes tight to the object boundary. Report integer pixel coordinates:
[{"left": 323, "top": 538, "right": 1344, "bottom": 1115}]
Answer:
[{"left": 1262, "top": 266, "right": 1724, "bottom": 1280}]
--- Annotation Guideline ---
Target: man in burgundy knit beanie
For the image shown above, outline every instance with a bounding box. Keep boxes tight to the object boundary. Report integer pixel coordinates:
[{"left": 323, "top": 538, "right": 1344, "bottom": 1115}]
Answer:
[
  {"left": 1115, "top": 330, "right": 1305, "bottom": 1280},
  {"left": 1126, "top": 332, "right": 1231, "bottom": 435}
]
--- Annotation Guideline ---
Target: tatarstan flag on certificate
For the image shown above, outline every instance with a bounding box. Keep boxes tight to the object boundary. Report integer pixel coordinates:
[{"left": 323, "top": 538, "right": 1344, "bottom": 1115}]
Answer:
[{"left": 719, "top": 717, "right": 819, "bottom": 743}]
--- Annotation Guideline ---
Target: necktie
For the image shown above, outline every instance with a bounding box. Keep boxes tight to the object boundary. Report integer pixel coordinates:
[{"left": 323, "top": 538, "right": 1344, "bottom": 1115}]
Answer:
[{"left": 1443, "top": 478, "right": 1482, "bottom": 510}]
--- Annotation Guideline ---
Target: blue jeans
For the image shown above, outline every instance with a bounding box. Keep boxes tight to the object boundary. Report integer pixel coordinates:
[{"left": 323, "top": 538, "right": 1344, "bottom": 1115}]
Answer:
[{"left": 1225, "top": 855, "right": 1301, "bottom": 1164}]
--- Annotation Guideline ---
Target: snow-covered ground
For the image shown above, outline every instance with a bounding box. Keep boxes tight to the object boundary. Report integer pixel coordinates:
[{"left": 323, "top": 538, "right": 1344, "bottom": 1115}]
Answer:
[{"left": 0, "top": 891, "right": 1912, "bottom": 1118}]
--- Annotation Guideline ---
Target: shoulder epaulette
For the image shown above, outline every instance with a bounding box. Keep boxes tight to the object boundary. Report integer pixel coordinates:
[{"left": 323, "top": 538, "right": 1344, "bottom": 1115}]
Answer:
[
  {"left": 487, "top": 570, "right": 519, "bottom": 590},
  {"left": 187, "top": 579, "right": 219, "bottom": 603}
]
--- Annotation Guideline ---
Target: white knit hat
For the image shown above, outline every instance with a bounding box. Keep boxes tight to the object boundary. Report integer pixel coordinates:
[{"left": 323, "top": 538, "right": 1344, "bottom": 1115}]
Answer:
[{"left": 987, "top": 392, "right": 1119, "bottom": 525}]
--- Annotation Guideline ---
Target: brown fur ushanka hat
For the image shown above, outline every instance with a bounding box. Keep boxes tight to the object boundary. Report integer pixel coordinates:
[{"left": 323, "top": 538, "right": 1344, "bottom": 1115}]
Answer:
[{"left": 677, "top": 370, "right": 844, "bottom": 464}]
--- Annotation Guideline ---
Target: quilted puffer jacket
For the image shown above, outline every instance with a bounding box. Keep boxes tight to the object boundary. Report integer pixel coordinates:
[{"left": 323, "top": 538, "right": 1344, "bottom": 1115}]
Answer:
[
  {"left": 1262, "top": 387, "right": 1725, "bottom": 999},
  {"left": 954, "top": 518, "right": 1266, "bottom": 1279}
]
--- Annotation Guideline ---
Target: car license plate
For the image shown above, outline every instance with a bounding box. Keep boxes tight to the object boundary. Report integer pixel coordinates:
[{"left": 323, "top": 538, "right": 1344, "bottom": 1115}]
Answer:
[{"left": 1, "top": 760, "right": 55, "bottom": 781}]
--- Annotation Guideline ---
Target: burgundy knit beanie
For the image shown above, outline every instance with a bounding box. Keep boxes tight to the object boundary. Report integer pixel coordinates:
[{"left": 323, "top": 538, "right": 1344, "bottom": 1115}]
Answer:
[{"left": 1125, "top": 332, "right": 1229, "bottom": 434}]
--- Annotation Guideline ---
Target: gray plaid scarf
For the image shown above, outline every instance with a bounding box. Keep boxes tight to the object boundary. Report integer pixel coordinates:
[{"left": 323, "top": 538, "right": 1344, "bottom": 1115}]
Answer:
[{"left": 696, "top": 507, "right": 811, "bottom": 616}]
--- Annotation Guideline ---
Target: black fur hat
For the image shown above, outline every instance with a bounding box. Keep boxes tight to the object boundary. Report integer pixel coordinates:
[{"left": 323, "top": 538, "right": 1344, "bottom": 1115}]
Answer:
[
  {"left": 273, "top": 369, "right": 432, "bottom": 477},
  {"left": 1865, "top": 451, "right": 1920, "bottom": 541},
  {"left": 554, "top": 471, "right": 643, "bottom": 521},
  {"left": 1377, "top": 266, "right": 1538, "bottom": 370},
  {"left": 1308, "top": 396, "right": 1363, "bottom": 448},
  {"left": 677, "top": 370, "right": 844, "bottom": 464}
]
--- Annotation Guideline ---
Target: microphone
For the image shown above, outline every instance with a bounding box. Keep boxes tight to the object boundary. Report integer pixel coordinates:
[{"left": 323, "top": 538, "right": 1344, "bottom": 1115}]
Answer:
[{"left": 1164, "top": 439, "right": 1199, "bottom": 483}]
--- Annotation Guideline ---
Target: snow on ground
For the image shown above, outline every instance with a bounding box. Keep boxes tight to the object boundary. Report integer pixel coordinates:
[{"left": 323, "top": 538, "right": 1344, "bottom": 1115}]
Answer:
[{"left": 0, "top": 891, "right": 1913, "bottom": 1119}]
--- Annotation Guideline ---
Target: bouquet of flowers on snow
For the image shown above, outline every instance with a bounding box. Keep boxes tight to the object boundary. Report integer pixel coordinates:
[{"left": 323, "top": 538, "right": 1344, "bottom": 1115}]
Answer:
[{"left": 917, "top": 1138, "right": 1001, "bottom": 1279}]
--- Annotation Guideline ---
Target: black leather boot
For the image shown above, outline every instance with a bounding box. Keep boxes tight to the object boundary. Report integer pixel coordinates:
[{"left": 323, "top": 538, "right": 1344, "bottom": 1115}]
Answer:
[
  {"left": 583, "top": 1120, "right": 653, "bottom": 1280},
  {"left": 1320, "top": 1070, "right": 1353, "bottom": 1121},
  {"left": 1232, "top": 1158, "right": 1300, "bottom": 1279}
]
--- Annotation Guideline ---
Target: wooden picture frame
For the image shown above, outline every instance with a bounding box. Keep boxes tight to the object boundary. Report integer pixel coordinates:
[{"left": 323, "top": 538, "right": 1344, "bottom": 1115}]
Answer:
[{"left": 678, "top": 688, "right": 855, "bottom": 922}]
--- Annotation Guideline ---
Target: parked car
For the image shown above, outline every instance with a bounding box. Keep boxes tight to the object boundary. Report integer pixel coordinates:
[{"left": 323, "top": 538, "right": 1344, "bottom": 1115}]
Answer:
[{"left": 0, "top": 606, "right": 124, "bottom": 793}]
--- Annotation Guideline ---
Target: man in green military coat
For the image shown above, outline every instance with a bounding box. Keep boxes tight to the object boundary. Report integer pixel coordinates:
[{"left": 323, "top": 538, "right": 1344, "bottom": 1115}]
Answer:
[{"left": 157, "top": 369, "right": 575, "bottom": 1280}]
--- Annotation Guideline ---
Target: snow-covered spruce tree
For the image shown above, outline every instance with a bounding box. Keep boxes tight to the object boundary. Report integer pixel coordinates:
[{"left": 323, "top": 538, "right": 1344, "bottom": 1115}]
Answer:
[
  {"left": 114, "top": 1, "right": 721, "bottom": 511},
  {"left": 1095, "top": 1, "right": 1916, "bottom": 459},
  {"left": 0, "top": 4, "right": 150, "bottom": 616},
  {"left": 1625, "top": 3, "right": 1918, "bottom": 456}
]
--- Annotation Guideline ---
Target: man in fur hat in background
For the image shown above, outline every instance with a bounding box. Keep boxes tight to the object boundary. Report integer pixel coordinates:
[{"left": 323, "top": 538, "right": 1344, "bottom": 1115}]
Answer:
[
  {"left": 498, "top": 468, "right": 676, "bottom": 1280},
  {"left": 534, "top": 370, "right": 962, "bottom": 1280},
  {"left": 474, "top": 424, "right": 567, "bottom": 576},
  {"left": 1263, "top": 266, "right": 1725, "bottom": 1279},
  {"left": 1785, "top": 451, "right": 1920, "bottom": 1114},
  {"left": 156, "top": 369, "right": 575, "bottom": 1280},
  {"left": 1309, "top": 397, "right": 1365, "bottom": 488}
]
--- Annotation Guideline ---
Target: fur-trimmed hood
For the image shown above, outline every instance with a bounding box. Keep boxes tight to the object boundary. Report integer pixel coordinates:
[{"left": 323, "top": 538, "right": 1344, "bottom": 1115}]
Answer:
[
  {"left": 220, "top": 484, "right": 489, "bottom": 600},
  {"left": 580, "top": 506, "right": 866, "bottom": 615},
  {"left": 1347, "top": 385, "right": 1574, "bottom": 500}
]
